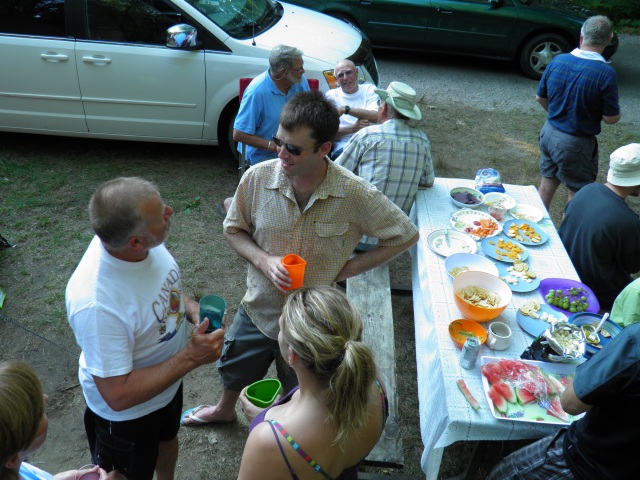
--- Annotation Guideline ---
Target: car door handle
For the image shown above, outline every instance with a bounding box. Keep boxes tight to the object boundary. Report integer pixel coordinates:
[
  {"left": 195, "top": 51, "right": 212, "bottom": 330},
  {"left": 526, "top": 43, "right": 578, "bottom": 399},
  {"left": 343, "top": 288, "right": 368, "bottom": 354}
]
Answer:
[
  {"left": 82, "top": 55, "right": 112, "bottom": 65},
  {"left": 436, "top": 6, "right": 453, "bottom": 14},
  {"left": 40, "top": 53, "right": 69, "bottom": 62}
]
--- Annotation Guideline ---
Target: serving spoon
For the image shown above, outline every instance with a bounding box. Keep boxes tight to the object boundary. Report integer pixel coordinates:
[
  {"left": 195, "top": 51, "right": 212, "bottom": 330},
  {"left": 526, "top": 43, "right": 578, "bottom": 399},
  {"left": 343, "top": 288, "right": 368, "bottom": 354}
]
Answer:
[{"left": 586, "top": 312, "right": 609, "bottom": 344}]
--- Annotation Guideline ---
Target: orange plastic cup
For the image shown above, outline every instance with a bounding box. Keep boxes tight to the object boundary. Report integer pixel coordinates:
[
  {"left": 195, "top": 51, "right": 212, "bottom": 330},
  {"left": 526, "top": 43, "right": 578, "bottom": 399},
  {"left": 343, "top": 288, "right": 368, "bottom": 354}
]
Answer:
[{"left": 282, "top": 254, "right": 307, "bottom": 290}]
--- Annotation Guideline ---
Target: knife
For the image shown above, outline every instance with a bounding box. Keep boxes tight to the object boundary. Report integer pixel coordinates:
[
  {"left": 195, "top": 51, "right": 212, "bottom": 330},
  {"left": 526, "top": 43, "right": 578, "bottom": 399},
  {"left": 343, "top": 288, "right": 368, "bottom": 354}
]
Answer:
[{"left": 444, "top": 225, "right": 451, "bottom": 249}]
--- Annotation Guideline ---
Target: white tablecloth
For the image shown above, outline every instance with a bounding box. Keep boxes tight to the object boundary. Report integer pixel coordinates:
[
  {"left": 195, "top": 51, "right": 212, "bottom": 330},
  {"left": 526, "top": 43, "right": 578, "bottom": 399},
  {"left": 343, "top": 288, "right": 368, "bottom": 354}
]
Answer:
[{"left": 410, "top": 178, "right": 580, "bottom": 479}]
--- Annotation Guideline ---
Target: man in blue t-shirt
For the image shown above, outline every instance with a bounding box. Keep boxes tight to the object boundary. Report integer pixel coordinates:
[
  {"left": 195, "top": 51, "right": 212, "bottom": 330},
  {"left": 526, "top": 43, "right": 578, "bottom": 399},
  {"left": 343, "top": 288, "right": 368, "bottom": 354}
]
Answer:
[{"left": 535, "top": 15, "right": 621, "bottom": 212}]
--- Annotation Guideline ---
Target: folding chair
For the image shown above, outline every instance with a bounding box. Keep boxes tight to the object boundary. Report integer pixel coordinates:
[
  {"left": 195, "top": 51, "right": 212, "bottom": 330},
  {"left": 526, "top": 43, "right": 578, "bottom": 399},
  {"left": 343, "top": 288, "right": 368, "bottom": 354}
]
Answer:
[{"left": 236, "top": 78, "right": 320, "bottom": 179}]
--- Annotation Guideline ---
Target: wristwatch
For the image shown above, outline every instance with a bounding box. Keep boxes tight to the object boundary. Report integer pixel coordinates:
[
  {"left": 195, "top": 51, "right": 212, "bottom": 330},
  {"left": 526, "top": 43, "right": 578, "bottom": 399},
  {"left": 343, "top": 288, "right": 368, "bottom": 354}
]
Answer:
[{"left": 344, "top": 105, "right": 350, "bottom": 115}]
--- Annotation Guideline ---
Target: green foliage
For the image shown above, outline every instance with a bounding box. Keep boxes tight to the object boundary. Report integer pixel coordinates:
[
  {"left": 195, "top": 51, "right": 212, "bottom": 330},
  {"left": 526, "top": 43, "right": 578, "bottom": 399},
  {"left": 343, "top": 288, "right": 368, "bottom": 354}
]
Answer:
[
  {"left": 572, "top": 0, "right": 640, "bottom": 23},
  {"left": 183, "top": 196, "right": 202, "bottom": 215}
]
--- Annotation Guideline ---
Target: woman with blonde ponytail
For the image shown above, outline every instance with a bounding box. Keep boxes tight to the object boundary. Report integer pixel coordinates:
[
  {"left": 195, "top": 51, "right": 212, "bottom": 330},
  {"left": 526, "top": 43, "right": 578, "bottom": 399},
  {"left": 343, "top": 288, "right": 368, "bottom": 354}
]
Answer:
[{"left": 238, "top": 286, "right": 387, "bottom": 480}]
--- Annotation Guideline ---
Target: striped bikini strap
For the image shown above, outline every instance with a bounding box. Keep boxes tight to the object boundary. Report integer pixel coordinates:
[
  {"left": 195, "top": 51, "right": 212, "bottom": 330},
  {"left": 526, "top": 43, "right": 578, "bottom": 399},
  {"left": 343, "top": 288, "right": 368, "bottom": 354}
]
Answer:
[{"left": 269, "top": 419, "right": 335, "bottom": 480}]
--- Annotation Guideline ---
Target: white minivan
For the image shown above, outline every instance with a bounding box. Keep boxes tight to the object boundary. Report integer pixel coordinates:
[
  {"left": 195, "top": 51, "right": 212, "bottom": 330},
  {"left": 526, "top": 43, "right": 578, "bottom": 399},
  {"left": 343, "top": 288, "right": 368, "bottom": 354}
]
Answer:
[{"left": 0, "top": 0, "right": 379, "bottom": 153}]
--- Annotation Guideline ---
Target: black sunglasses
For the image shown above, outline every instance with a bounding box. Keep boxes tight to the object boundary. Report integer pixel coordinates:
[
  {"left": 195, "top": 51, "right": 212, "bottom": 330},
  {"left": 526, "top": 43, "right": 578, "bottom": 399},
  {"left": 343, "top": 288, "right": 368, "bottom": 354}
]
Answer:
[{"left": 272, "top": 135, "right": 322, "bottom": 156}]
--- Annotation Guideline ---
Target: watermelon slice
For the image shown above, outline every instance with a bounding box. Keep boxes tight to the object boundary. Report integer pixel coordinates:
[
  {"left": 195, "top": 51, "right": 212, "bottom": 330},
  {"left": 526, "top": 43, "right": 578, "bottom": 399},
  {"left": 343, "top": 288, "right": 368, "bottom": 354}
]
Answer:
[
  {"left": 559, "top": 374, "right": 574, "bottom": 390},
  {"left": 546, "top": 397, "right": 570, "bottom": 423},
  {"left": 456, "top": 379, "right": 481, "bottom": 411},
  {"left": 546, "top": 373, "right": 566, "bottom": 394},
  {"left": 516, "top": 387, "right": 536, "bottom": 406},
  {"left": 480, "top": 363, "right": 503, "bottom": 385},
  {"left": 488, "top": 385, "right": 509, "bottom": 414},
  {"left": 493, "top": 381, "right": 517, "bottom": 404}
]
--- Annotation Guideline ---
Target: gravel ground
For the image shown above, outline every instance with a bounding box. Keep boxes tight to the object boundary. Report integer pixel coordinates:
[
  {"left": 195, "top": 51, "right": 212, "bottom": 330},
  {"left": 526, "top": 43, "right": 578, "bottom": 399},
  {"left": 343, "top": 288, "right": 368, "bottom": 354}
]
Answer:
[{"left": 374, "top": 34, "right": 639, "bottom": 125}]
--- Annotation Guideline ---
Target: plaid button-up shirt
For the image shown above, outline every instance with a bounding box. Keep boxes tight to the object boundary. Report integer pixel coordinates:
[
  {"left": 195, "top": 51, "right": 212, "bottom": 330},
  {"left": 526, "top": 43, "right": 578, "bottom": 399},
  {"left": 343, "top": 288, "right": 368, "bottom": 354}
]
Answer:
[
  {"left": 336, "top": 119, "right": 434, "bottom": 215},
  {"left": 224, "top": 158, "right": 417, "bottom": 338}
]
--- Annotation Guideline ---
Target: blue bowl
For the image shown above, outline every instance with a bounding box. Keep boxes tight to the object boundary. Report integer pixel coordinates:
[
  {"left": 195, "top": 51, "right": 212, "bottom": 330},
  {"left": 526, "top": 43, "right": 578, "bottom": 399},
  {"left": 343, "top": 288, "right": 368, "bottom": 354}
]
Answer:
[{"left": 569, "top": 312, "right": 622, "bottom": 356}]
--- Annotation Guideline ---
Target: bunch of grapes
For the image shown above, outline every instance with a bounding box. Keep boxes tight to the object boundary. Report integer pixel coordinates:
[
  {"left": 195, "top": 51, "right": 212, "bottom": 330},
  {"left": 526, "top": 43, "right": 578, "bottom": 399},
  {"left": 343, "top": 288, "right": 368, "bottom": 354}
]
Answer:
[{"left": 545, "top": 287, "right": 589, "bottom": 313}]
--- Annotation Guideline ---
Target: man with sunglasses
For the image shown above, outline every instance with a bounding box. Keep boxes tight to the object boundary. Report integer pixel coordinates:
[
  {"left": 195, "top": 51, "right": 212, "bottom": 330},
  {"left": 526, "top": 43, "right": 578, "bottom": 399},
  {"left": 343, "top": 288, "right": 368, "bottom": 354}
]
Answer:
[
  {"left": 325, "top": 59, "right": 379, "bottom": 160},
  {"left": 336, "top": 81, "right": 434, "bottom": 251},
  {"left": 181, "top": 91, "right": 418, "bottom": 426},
  {"left": 218, "top": 45, "right": 310, "bottom": 218}
]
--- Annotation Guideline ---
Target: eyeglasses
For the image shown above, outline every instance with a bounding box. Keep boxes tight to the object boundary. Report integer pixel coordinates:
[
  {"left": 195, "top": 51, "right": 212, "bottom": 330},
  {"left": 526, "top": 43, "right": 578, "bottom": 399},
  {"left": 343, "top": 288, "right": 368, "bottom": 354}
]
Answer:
[
  {"left": 272, "top": 135, "right": 322, "bottom": 156},
  {"left": 336, "top": 69, "right": 355, "bottom": 79},
  {"left": 289, "top": 65, "right": 304, "bottom": 73}
]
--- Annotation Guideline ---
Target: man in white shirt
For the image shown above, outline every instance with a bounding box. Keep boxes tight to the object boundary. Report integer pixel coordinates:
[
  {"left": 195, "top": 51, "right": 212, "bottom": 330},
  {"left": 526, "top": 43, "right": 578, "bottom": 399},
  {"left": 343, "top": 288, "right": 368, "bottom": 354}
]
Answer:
[{"left": 325, "top": 59, "right": 379, "bottom": 160}]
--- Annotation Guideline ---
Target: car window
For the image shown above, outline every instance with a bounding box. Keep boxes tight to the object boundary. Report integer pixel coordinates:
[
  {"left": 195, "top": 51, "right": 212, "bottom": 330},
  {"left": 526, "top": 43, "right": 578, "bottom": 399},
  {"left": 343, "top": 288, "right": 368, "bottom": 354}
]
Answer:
[
  {"left": 0, "top": 0, "right": 65, "bottom": 37},
  {"left": 86, "top": 0, "right": 183, "bottom": 43},
  {"left": 185, "top": 0, "right": 280, "bottom": 39}
]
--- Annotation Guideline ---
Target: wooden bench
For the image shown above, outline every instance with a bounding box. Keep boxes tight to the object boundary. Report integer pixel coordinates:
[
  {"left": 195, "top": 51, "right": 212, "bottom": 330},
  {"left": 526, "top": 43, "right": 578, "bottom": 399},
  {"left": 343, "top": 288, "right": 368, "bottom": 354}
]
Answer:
[{"left": 347, "top": 263, "right": 404, "bottom": 469}]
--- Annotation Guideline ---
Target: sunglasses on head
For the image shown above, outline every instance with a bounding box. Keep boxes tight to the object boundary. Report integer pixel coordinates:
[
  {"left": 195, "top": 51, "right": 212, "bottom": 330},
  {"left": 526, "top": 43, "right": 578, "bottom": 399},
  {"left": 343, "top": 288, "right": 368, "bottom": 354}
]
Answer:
[{"left": 272, "top": 135, "right": 322, "bottom": 156}]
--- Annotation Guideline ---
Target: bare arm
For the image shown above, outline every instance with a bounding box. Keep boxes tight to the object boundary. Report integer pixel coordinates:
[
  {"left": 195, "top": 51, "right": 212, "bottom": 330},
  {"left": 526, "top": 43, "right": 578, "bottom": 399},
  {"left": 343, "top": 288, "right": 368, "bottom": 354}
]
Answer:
[
  {"left": 535, "top": 95, "right": 549, "bottom": 111},
  {"left": 335, "top": 231, "right": 419, "bottom": 282},
  {"left": 224, "top": 228, "right": 291, "bottom": 291},
  {"left": 93, "top": 321, "right": 224, "bottom": 411},
  {"left": 560, "top": 381, "right": 591, "bottom": 416},
  {"left": 603, "top": 113, "right": 621, "bottom": 124},
  {"left": 233, "top": 129, "right": 278, "bottom": 154},
  {"left": 338, "top": 105, "right": 378, "bottom": 123}
]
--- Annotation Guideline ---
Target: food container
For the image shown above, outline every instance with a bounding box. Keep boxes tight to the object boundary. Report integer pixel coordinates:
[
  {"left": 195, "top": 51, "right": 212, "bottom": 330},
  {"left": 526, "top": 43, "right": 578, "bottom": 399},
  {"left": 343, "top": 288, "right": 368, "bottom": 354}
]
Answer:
[
  {"left": 450, "top": 187, "right": 484, "bottom": 209},
  {"left": 453, "top": 271, "right": 512, "bottom": 322},
  {"left": 542, "top": 322, "right": 586, "bottom": 362}
]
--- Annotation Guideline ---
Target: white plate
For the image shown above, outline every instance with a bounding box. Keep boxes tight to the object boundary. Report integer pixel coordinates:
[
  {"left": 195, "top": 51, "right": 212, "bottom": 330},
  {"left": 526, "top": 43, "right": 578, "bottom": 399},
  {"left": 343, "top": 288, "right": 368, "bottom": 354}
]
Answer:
[
  {"left": 480, "top": 356, "right": 581, "bottom": 425},
  {"left": 517, "top": 304, "right": 568, "bottom": 337},
  {"left": 510, "top": 204, "right": 544, "bottom": 223},
  {"left": 483, "top": 192, "right": 516, "bottom": 210},
  {"left": 427, "top": 229, "right": 478, "bottom": 257},
  {"left": 481, "top": 236, "right": 529, "bottom": 263},
  {"left": 496, "top": 262, "right": 541, "bottom": 292},
  {"left": 449, "top": 209, "right": 501, "bottom": 240}
]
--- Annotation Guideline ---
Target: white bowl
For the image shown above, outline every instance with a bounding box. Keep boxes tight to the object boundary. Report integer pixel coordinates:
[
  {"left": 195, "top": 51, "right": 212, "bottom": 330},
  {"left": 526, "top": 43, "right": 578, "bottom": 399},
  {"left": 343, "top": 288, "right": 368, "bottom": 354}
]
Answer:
[
  {"left": 450, "top": 187, "right": 484, "bottom": 209},
  {"left": 444, "top": 253, "right": 499, "bottom": 280},
  {"left": 510, "top": 204, "right": 544, "bottom": 223},
  {"left": 483, "top": 192, "right": 516, "bottom": 210}
]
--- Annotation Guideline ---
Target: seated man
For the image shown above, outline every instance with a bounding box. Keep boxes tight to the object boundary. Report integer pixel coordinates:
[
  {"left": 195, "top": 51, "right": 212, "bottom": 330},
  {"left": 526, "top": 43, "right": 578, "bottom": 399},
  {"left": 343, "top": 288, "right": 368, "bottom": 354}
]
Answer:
[
  {"left": 336, "top": 81, "right": 434, "bottom": 250},
  {"left": 558, "top": 143, "right": 640, "bottom": 311},
  {"left": 487, "top": 321, "right": 640, "bottom": 480},
  {"left": 325, "top": 59, "right": 378, "bottom": 160}
]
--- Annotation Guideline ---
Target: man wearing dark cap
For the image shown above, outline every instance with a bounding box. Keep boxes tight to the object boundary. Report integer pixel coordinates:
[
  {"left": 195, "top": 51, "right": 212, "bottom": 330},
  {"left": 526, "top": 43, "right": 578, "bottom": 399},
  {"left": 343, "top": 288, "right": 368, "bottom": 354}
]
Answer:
[{"left": 559, "top": 143, "right": 640, "bottom": 311}]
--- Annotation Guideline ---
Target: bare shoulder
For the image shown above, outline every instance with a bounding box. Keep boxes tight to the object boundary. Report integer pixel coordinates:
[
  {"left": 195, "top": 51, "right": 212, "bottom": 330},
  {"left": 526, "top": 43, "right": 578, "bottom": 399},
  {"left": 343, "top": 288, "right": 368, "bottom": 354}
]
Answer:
[{"left": 238, "top": 421, "right": 287, "bottom": 480}]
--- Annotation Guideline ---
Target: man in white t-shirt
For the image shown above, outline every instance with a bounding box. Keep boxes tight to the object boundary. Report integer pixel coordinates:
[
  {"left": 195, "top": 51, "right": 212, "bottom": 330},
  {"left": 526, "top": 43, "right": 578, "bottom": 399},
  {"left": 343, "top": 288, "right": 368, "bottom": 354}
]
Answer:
[
  {"left": 325, "top": 59, "right": 379, "bottom": 160},
  {"left": 66, "top": 177, "right": 224, "bottom": 480}
]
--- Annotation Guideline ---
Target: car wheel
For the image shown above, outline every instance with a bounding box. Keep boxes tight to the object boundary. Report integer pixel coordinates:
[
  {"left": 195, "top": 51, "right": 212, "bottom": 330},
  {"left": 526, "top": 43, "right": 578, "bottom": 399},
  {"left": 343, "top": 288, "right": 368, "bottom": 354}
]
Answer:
[
  {"left": 519, "top": 34, "right": 570, "bottom": 80},
  {"left": 218, "top": 100, "right": 239, "bottom": 161}
]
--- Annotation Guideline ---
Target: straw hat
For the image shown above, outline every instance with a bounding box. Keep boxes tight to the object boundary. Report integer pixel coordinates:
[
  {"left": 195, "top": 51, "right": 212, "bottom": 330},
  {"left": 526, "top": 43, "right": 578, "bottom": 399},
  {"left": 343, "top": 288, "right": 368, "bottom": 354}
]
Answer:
[{"left": 375, "top": 82, "right": 422, "bottom": 120}]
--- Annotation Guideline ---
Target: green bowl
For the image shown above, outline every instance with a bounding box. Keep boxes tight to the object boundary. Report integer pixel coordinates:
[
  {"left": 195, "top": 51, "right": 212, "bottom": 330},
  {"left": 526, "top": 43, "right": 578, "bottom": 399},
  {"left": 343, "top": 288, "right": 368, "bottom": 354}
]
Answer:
[{"left": 245, "top": 379, "right": 282, "bottom": 408}]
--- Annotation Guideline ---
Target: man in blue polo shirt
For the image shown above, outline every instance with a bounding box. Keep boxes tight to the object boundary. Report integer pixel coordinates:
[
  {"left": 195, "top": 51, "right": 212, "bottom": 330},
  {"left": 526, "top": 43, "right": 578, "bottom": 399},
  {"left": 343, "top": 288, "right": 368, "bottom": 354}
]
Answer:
[
  {"left": 218, "top": 45, "right": 311, "bottom": 217},
  {"left": 535, "top": 15, "right": 621, "bottom": 212},
  {"left": 233, "top": 45, "right": 310, "bottom": 166}
]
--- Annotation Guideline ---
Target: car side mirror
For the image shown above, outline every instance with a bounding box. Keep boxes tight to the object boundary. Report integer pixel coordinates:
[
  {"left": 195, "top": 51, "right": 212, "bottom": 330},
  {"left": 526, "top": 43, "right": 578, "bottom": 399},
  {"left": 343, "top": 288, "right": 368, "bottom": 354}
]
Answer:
[{"left": 166, "top": 24, "right": 202, "bottom": 50}]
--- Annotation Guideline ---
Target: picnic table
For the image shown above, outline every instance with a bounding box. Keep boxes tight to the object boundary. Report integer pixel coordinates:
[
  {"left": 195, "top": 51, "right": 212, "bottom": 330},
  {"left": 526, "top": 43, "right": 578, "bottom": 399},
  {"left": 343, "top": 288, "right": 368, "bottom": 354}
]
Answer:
[{"left": 409, "top": 177, "right": 581, "bottom": 479}]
